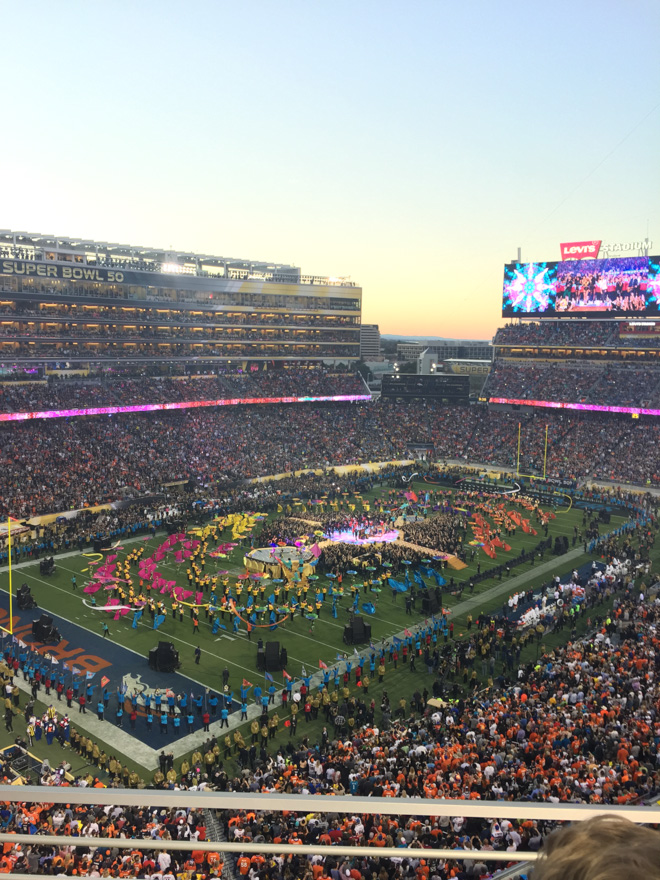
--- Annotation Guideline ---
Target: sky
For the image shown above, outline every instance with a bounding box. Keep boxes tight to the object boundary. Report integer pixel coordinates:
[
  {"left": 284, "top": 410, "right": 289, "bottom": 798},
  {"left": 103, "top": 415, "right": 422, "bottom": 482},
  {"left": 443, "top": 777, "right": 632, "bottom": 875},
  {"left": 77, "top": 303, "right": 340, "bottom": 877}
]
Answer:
[{"left": 1, "top": 1, "right": 659, "bottom": 339}]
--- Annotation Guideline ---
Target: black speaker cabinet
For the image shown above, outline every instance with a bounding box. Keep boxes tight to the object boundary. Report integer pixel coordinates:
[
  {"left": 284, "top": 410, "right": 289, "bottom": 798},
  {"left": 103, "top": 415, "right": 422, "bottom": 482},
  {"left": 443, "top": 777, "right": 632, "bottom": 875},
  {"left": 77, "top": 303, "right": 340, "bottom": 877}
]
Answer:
[{"left": 265, "top": 641, "right": 281, "bottom": 672}]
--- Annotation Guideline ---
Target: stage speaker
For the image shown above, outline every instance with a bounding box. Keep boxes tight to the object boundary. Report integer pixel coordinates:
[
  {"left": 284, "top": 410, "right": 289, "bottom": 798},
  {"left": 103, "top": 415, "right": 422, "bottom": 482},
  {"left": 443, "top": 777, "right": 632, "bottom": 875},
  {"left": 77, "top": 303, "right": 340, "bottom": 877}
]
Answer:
[
  {"left": 148, "top": 647, "right": 159, "bottom": 670},
  {"left": 154, "top": 641, "right": 179, "bottom": 673},
  {"left": 352, "top": 618, "right": 365, "bottom": 641},
  {"left": 422, "top": 596, "right": 440, "bottom": 615},
  {"left": 256, "top": 647, "right": 265, "bottom": 671},
  {"left": 39, "top": 557, "right": 55, "bottom": 576},
  {"left": 265, "top": 641, "right": 281, "bottom": 672},
  {"left": 93, "top": 538, "right": 103, "bottom": 553},
  {"left": 32, "top": 615, "right": 60, "bottom": 643},
  {"left": 280, "top": 647, "right": 288, "bottom": 669},
  {"left": 343, "top": 620, "right": 371, "bottom": 645},
  {"left": 17, "top": 592, "right": 36, "bottom": 611}
]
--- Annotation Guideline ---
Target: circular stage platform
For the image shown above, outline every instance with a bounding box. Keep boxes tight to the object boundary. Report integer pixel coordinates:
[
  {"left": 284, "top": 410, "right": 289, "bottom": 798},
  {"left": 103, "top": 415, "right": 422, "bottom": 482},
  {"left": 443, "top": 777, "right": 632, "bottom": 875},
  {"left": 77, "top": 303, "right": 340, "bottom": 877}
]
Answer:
[{"left": 244, "top": 545, "right": 314, "bottom": 577}]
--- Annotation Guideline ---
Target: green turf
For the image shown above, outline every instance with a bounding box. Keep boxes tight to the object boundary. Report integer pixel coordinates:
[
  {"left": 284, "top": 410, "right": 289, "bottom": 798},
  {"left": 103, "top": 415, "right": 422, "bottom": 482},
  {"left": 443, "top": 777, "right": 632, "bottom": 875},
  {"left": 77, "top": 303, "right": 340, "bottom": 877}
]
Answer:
[
  {"left": 0, "top": 487, "right": 623, "bottom": 685},
  {"left": 0, "top": 483, "right": 638, "bottom": 778}
]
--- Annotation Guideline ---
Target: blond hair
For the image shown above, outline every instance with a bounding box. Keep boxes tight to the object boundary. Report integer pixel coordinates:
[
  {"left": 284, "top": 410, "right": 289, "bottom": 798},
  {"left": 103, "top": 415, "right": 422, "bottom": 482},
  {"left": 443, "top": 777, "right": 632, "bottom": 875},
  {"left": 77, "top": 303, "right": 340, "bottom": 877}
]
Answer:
[{"left": 531, "top": 815, "right": 660, "bottom": 880}]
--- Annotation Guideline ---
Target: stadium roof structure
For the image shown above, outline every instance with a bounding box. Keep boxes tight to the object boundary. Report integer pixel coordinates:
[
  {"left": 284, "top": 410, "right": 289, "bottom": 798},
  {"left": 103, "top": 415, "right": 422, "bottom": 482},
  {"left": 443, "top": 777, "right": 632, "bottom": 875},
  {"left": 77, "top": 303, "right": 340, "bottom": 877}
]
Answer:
[{"left": 0, "top": 229, "right": 357, "bottom": 287}]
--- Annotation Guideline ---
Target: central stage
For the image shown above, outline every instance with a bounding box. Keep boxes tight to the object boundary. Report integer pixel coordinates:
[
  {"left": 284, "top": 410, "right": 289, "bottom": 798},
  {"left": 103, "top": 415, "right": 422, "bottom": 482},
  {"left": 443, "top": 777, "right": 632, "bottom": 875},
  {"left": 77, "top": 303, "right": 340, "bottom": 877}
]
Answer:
[
  {"left": 326, "top": 527, "right": 399, "bottom": 545},
  {"left": 244, "top": 545, "right": 314, "bottom": 577}
]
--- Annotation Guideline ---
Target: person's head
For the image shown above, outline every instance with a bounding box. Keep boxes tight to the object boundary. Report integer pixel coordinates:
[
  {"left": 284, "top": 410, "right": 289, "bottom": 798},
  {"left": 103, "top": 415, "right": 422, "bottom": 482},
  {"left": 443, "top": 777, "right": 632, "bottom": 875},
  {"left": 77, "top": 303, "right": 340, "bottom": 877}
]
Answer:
[{"left": 531, "top": 815, "right": 660, "bottom": 880}]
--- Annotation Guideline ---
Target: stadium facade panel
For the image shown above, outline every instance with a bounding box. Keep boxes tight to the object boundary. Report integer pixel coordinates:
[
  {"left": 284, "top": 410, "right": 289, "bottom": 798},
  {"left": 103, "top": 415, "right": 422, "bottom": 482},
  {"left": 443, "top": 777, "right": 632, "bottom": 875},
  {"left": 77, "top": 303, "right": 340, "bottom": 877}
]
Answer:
[{"left": 0, "top": 231, "right": 361, "bottom": 368}]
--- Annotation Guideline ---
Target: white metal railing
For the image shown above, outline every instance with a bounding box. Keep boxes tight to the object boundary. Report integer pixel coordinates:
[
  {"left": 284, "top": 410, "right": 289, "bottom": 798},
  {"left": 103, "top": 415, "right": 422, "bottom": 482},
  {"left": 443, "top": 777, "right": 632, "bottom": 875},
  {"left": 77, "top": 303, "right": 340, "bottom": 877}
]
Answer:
[
  {"left": 0, "top": 786, "right": 657, "bottom": 871},
  {"left": 0, "top": 832, "right": 531, "bottom": 861},
  {"left": 3, "top": 786, "right": 660, "bottom": 823}
]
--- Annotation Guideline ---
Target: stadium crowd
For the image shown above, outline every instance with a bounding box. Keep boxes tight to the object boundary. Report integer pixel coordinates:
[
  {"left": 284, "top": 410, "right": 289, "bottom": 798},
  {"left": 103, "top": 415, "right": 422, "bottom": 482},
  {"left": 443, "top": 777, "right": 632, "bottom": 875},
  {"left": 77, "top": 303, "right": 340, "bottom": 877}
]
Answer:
[
  {"left": 2, "top": 401, "right": 660, "bottom": 519},
  {"left": 0, "top": 576, "right": 657, "bottom": 878},
  {"left": 0, "top": 369, "right": 366, "bottom": 414},
  {"left": 484, "top": 361, "right": 660, "bottom": 407},
  {"left": 495, "top": 320, "right": 660, "bottom": 350},
  {"left": 0, "top": 421, "right": 657, "bottom": 877},
  {"left": 494, "top": 322, "right": 619, "bottom": 347}
]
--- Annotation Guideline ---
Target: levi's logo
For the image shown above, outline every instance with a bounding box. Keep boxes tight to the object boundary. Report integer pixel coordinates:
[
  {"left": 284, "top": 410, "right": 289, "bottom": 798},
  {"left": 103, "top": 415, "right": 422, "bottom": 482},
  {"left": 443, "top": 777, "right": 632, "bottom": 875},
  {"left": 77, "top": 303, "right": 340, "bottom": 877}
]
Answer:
[{"left": 560, "top": 240, "right": 602, "bottom": 260}]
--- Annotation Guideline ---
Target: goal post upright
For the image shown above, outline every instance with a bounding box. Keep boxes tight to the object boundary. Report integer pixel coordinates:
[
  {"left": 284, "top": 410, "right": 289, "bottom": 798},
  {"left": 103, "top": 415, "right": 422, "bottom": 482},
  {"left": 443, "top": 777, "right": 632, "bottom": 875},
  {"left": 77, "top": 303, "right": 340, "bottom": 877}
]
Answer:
[
  {"left": 6, "top": 516, "right": 13, "bottom": 636},
  {"left": 516, "top": 421, "right": 550, "bottom": 483}
]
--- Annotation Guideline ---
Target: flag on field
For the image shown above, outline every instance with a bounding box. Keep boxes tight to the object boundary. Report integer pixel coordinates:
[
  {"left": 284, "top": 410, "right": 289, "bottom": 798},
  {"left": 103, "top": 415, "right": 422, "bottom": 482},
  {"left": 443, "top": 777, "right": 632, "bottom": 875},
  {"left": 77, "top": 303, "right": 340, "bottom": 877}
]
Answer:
[
  {"left": 100, "top": 676, "right": 110, "bottom": 689},
  {"left": 319, "top": 659, "right": 328, "bottom": 670},
  {"left": 242, "top": 678, "right": 252, "bottom": 689},
  {"left": 85, "top": 671, "right": 95, "bottom": 681},
  {"left": 282, "top": 669, "right": 292, "bottom": 681},
  {"left": 264, "top": 672, "right": 274, "bottom": 682}
]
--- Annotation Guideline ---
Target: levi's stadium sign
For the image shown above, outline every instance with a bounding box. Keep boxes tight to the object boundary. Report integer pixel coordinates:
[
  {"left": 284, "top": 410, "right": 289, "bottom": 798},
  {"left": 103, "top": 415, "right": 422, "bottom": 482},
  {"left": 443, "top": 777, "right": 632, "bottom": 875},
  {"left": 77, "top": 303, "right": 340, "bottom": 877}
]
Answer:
[{"left": 560, "top": 240, "right": 602, "bottom": 260}]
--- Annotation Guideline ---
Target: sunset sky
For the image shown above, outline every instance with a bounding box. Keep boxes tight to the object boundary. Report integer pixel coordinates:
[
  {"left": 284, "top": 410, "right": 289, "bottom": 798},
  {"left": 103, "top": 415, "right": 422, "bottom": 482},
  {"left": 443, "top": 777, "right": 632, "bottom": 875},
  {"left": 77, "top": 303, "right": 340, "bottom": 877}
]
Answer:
[{"left": 2, "top": 1, "right": 658, "bottom": 339}]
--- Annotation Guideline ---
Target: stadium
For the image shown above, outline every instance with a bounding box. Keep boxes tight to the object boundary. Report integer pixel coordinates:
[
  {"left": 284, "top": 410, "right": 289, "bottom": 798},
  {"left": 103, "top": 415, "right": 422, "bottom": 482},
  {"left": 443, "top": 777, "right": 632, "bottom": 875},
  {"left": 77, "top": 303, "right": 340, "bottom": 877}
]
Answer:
[{"left": 0, "top": 231, "right": 659, "bottom": 879}]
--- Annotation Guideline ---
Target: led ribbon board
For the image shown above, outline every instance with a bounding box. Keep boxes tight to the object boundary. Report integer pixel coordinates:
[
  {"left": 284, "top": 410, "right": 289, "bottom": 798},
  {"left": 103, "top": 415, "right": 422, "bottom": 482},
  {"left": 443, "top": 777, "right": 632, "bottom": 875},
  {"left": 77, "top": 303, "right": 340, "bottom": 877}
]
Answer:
[
  {"left": 489, "top": 396, "right": 660, "bottom": 417},
  {"left": 0, "top": 394, "right": 372, "bottom": 422}
]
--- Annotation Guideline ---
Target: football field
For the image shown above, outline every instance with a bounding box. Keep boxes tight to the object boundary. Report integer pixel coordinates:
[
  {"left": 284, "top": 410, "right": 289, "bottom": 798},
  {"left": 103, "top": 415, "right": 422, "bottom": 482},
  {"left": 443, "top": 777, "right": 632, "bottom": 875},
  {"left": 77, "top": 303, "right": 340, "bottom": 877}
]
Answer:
[{"left": 0, "top": 481, "right": 631, "bottom": 772}]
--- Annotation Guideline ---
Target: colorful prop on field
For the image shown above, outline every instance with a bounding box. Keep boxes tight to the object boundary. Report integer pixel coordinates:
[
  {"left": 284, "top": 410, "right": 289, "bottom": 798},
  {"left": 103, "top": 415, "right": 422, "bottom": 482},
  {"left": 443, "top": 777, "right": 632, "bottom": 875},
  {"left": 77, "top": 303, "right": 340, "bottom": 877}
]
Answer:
[
  {"left": 77, "top": 513, "right": 277, "bottom": 624},
  {"left": 225, "top": 512, "right": 268, "bottom": 540},
  {"left": 83, "top": 599, "right": 133, "bottom": 615},
  {"left": 228, "top": 599, "right": 290, "bottom": 629},
  {"left": 209, "top": 542, "right": 238, "bottom": 558},
  {"left": 464, "top": 492, "right": 554, "bottom": 559},
  {"left": 82, "top": 552, "right": 104, "bottom": 565},
  {"left": 469, "top": 512, "right": 512, "bottom": 560}
]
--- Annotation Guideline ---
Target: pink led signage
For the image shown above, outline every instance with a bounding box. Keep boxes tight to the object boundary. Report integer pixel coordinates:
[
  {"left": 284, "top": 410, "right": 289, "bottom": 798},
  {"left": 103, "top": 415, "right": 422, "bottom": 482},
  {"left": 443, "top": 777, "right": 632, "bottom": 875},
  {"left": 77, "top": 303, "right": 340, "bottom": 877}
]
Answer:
[
  {"left": 0, "top": 394, "right": 371, "bottom": 423},
  {"left": 489, "top": 397, "right": 660, "bottom": 417}
]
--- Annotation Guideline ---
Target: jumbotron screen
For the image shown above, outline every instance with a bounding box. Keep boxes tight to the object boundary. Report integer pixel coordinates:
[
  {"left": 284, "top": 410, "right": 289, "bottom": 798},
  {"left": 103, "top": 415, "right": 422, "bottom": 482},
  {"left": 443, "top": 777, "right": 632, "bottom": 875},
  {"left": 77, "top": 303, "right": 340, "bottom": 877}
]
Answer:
[{"left": 502, "top": 255, "right": 660, "bottom": 318}]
